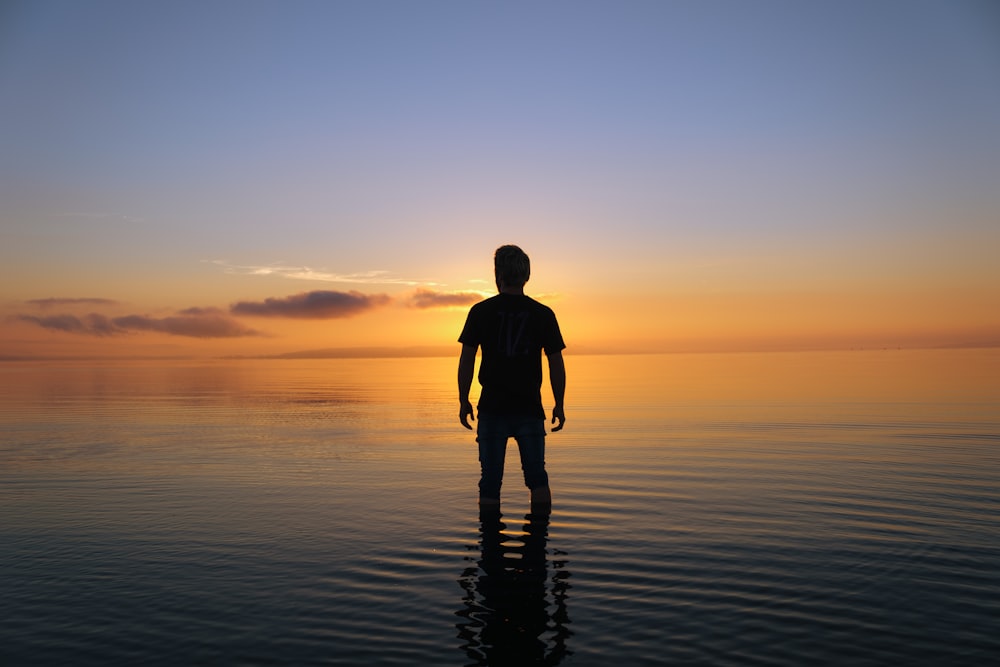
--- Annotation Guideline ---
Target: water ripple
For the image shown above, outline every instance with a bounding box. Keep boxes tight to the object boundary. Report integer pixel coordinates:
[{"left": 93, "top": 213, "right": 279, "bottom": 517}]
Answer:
[{"left": 3, "top": 354, "right": 1000, "bottom": 665}]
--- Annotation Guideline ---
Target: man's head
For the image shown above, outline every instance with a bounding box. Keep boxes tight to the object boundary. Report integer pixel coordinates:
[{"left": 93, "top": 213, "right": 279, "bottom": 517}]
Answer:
[{"left": 494, "top": 245, "right": 530, "bottom": 290}]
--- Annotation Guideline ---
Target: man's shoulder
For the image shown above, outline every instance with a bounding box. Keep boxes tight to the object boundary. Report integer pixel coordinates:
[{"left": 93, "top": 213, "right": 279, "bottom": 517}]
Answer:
[
  {"left": 469, "top": 294, "right": 558, "bottom": 317},
  {"left": 511, "top": 294, "right": 555, "bottom": 311},
  {"left": 524, "top": 296, "right": 557, "bottom": 318},
  {"left": 467, "top": 294, "right": 500, "bottom": 313}
]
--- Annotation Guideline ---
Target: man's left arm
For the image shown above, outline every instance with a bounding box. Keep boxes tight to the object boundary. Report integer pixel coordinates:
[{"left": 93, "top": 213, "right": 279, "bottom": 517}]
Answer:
[
  {"left": 458, "top": 344, "right": 477, "bottom": 429},
  {"left": 547, "top": 349, "right": 566, "bottom": 431}
]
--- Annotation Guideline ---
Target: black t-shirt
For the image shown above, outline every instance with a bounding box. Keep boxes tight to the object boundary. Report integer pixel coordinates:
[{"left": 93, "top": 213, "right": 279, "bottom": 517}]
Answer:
[{"left": 458, "top": 293, "right": 566, "bottom": 418}]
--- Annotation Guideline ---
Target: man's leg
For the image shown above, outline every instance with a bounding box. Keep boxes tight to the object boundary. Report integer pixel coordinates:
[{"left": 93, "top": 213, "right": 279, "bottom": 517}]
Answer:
[
  {"left": 529, "top": 485, "right": 551, "bottom": 507},
  {"left": 476, "top": 412, "right": 507, "bottom": 507},
  {"left": 514, "top": 419, "right": 551, "bottom": 510}
]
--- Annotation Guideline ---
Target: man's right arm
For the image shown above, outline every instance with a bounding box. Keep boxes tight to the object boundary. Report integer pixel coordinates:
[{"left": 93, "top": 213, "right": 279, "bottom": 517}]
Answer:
[{"left": 458, "top": 343, "right": 477, "bottom": 429}]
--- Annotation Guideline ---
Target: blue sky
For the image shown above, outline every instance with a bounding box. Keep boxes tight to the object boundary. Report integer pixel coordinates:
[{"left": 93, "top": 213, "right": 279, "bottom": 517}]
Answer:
[{"left": 1, "top": 0, "right": 998, "bottom": 356}]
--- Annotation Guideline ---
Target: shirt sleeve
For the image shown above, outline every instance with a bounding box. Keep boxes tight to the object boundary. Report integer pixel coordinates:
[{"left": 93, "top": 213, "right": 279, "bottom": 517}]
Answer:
[
  {"left": 542, "top": 308, "right": 566, "bottom": 355},
  {"left": 458, "top": 307, "right": 479, "bottom": 346}
]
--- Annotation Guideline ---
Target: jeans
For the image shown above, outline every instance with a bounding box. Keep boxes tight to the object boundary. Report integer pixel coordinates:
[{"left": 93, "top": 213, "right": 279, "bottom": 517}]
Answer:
[{"left": 476, "top": 411, "right": 548, "bottom": 499}]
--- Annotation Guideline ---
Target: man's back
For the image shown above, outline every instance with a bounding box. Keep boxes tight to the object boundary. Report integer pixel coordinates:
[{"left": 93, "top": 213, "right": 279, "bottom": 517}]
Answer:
[{"left": 459, "top": 292, "right": 563, "bottom": 418}]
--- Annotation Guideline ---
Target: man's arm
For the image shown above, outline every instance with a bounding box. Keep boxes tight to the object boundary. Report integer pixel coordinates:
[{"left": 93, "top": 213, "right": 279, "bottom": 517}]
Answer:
[
  {"left": 458, "top": 343, "right": 477, "bottom": 429},
  {"left": 547, "top": 349, "right": 566, "bottom": 431}
]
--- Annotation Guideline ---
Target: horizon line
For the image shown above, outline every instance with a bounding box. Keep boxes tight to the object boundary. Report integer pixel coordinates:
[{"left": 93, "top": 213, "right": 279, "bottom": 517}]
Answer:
[{"left": 2, "top": 340, "right": 998, "bottom": 363}]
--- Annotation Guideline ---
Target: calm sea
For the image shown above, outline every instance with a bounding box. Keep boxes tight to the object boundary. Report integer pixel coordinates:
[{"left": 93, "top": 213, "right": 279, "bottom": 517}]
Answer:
[{"left": 2, "top": 350, "right": 999, "bottom": 666}]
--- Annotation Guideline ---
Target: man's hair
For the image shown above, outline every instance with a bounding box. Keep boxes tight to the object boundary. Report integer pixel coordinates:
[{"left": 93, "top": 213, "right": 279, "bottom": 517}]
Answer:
[{"left": 494, "top": 245, "right": 530, "bottom": 287}]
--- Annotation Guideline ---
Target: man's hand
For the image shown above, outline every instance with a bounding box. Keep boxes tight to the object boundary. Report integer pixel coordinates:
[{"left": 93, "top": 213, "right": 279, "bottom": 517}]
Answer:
[
  {"left": 460, "top": 400, "right": 475, "bottom": 430},
  {"left": 551, "top": 405, "right": 565, "bottom": 432}
]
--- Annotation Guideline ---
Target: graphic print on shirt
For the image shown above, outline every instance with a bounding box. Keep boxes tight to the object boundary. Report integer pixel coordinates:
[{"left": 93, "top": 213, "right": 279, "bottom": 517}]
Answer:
[{"left": 497, "top": 311, "right": 531, "bottom": 357}]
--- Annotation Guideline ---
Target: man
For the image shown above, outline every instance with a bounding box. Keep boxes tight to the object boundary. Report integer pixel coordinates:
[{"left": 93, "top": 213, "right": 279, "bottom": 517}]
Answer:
[{"left": 458, "top": 245, "right": 566, "bottom": 511}]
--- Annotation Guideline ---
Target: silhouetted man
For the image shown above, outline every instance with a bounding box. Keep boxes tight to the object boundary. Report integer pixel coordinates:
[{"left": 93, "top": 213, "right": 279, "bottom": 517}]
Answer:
[{"left": 458, "top": 245, "right": 566, "bottom": 510}]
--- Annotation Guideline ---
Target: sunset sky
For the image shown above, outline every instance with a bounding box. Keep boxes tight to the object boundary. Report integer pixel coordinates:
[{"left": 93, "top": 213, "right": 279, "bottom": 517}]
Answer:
[{"left": 2, "top": 0, "right": 998, "bottom": 359}]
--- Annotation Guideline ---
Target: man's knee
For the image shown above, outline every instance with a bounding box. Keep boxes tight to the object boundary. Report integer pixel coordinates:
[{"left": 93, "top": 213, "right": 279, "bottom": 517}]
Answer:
[{"left": 523, "top": 467, "right": 548, "bottom": 490}]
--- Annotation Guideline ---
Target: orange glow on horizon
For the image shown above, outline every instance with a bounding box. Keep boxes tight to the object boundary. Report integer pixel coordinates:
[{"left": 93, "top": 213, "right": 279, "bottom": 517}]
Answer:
[{"left": 3, "top": 282, "right": 998, "bottom": 360}]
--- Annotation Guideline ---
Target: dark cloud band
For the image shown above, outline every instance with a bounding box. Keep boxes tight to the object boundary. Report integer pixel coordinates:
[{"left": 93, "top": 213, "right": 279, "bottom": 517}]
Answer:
[
  {"left": 230, "top": 290, "right": 391, "bottom": 319},
  {"left": 15, "top": 311, "right": 259, "bottom": 338}
]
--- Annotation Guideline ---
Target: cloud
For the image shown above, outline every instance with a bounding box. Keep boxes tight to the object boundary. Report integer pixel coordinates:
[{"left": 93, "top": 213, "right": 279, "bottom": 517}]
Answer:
[
  {"left": 230, "top": 290, "right": 392, "bottom": 319},
  {"left": 15, "top": 313, "right": 118, "bottom": 336},
  {"left": 15, "top": 310, "right": 260, "bottom": 338},
  {"left": 26, "top": 297, "right": 120, "bottom": 309},
  {"left": 112, "top": 313, "right": 260, "bottom": 338},
  {"left": 408, "top": 288, "right": 485, "bottom": 309},
  {"left": 209, "top": 260, "right": 436, "bottom": 286}
]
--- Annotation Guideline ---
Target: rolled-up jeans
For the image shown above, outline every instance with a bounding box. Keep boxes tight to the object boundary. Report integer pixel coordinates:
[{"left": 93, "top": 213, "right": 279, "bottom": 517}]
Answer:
[{"left": 476, "top": 411, "right": 548, "bottom": 499}]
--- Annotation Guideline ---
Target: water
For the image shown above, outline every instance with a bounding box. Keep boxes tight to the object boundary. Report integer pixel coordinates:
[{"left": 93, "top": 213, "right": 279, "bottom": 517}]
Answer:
[{"left": 2, "top": 350, "right": 999, "bottom": 665}]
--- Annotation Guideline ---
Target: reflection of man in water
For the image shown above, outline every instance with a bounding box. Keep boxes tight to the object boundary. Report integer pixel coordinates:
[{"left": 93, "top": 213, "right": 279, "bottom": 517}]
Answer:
[
  {"left": 456, "top": 510, "right": 572, "bottom": 665},
  {"left": 458, "top": 245, "right": 566, "bottom": 510}
]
